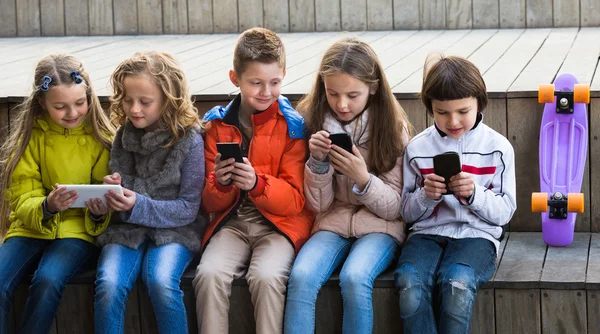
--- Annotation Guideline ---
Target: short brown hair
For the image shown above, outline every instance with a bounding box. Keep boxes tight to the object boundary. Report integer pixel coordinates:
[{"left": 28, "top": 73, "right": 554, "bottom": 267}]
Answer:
[
  {"left": 233, "top": 27, "right": 285, "bottom": 75},
  {"left": 420, "top": 53, "right": 488, "bottom": 116}
]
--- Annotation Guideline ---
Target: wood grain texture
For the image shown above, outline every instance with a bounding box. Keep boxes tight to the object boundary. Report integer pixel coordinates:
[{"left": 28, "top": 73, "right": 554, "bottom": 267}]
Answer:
[
  {"left": 290, "top": 0, "right": 315, "bottom": 31},
  {"left": 446, "top": 0, "right": 472, "bottom": 29},
  {"left": 213, "top": 0, "right": 237, "bottom": 33},
  {"left": 40, "top": 0, "right": 64, "bottom": 36},
  {"left": 341, "top": 0, "right": 367, "bottom": 31},
  {"left": 472, "top": 0, "right": 498, "bottom": 28},
  {"left": 162, "top": 0, "right": 188, "bottom": 34},
  {"left": 541, "top": 290, "right": 587, "bottom": 334},
  {"left": 470, "top": 289, "right": 495, "bottom": 334},
  {"left": 315, "top": 0, "right": 341, "bottom": 31},
  {"left": 65, "top": 0, "right": 89, "bottom": 35},
  {"left": 495, "top": 289, "right": 541, "bottom": 333},
  {"left": 553, "top": 0, "right": 580, "bottom": 27},
  {"left": 367, "top": 0, "right": 393, "bottom": 30},
  {"left": 499, "top": 0, "right": 525, "bottom": 28},
  {"left": 0, "top": 0, "right": 17, "bottom": 36},
  {"left": 526, "top": 0, "right": 552, "bottom": 28},
  {"left": 16, "top": 0, "right": 41, "bottom": 36},
  {"left": 188, "top": 0, "right": 213, "bottom": 33},
  {"left": 393, "top": 0, "right": 419, "bottom": 29},
  {"left": 238, "top": 0, "right": 263, "bottom": 30},
  {"left": 114, "top": 0, "right": 138, "bottom": 34},
  {"left": 89, "top": 0, "right": 113, "bottom": 35},
  {"left": 264, "top": 0, "right": 290, "bottom": 32},
  {"left": 138, "top": 0, "right": 163, "bottom": 34}
]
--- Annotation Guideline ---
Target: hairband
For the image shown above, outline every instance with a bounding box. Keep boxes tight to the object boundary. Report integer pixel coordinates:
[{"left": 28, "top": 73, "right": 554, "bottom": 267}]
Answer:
[
  {"left": 39, "top": 76, "right": 52, "bottom": 91},
  {"left": 70, "top": 71, "right": 83, "bottom": 84}
]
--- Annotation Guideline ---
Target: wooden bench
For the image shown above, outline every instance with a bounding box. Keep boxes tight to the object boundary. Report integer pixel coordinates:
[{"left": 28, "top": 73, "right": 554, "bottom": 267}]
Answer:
[{"left": 8, "top": 232, "right": 600, "bottom": 334}]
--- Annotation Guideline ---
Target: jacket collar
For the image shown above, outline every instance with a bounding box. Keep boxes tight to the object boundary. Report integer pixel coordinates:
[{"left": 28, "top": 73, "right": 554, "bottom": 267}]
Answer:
[
  {"left": 36, "top": 111, "right": 91, "bottom": 135},
  {"left": 202, "top": 94, "right": 306, "bottom": 139}
]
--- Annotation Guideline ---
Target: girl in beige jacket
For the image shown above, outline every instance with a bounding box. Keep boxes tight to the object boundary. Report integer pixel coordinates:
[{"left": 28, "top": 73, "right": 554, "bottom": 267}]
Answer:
[{"left": 284, "top": 37, "right": 412, "bottom": 334}]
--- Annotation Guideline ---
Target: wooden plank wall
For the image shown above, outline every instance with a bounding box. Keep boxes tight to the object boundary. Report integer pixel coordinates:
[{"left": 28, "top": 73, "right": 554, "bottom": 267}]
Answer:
[{"left": 2, "top": 0, "right": 600, "bottom": 36}]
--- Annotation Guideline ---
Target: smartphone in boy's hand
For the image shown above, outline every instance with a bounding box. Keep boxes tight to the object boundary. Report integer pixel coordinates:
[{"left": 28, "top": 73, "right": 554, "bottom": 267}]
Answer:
[
  {"left": 216, "top": 142, "right": 244, "bottom": 164},
  {"left": 433, "top": 151, "right": 462, "bottom": 195},
  {"left": 329, "top": 133, "right": 353, "bottom": 175}
]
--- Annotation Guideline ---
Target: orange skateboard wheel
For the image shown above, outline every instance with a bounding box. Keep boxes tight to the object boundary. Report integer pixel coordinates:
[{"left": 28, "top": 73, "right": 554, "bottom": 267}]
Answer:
[
  {"left": 532, "top": 192, "right": 548, "bottom": 212},
  {"left": 573, "top": 84, "right": 590, "bottom": 104},
  {"left": 567, "top": 193, "right": 584, "bottom": 213},
  {"left": 538, "top": 84, "right": 555, "bottom": 103}
]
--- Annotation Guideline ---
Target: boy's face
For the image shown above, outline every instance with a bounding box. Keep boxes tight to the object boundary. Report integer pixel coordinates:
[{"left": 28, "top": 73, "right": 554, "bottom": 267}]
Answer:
[
  {"left": 323, "top": 72, "right": 376, "bottom": 122},
  {"left": 42, "top": 83, "right": 89, "bottom": 129},
  {"left": 431, "top": 97, "right": 478, "bottom": 139},
  {"left": 230, "top": 61, "right": 285, "bottom": 113},
  {"left": 122, "top": 74, "right": 165, "bottom": 132}
]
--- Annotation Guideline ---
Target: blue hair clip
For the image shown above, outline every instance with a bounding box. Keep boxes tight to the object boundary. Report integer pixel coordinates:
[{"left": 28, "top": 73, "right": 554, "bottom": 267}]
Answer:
[
  {"left": 70, "top": 71, "right": 83, "bottom": 84},
  {"left": 39, "top": 75, "right": 52, "bottom": 91}
]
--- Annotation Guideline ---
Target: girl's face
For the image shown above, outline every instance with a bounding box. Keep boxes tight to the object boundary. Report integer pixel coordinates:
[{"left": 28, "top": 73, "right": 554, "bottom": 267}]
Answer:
[
  {"left": 43, "top": 84, "right": 89, "bottom": 129},
  {"left": 432, "top": 97, "right": 478, "bottom": 139},
  {"left": 323, "top": 72, "right": 376, "bottom": 122},
  {"left": 122, "top": 74, "right": 165, "bottom": 132}
]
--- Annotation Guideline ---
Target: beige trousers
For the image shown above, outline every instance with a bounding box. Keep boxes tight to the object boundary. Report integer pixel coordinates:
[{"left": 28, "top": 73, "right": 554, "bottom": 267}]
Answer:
[{"left": 193, "top": 219, "right": 295, "bottom": 334}]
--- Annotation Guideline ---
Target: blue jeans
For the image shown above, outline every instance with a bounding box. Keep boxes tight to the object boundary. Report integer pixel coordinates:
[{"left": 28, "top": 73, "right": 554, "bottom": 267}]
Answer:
[
  {"left": 284, "top": 231, "right": 397, "bottom": 334},
  {"left": 394, "top": 234, "right": 496, "bottom": 334},
  {"left": 0, "top": 237, "right": 98, "bottom": 334},
  {"left": 94, "top": 241, "right": 193, "bottom": 334}
]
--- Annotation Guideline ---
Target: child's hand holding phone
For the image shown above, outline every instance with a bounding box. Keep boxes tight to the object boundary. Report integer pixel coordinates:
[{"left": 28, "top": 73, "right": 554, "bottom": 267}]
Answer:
[
  {"left": 448, "top": 173, "right": 475, "bottom": 202},
  {"left": 308, "top": 130, "right": 332, "bottom": 161}
]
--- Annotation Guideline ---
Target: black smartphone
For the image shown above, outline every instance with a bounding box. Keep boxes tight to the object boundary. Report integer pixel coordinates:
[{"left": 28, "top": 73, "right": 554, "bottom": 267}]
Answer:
[
  {"left": 216, "top": 142, "right": 244, "bottom": 164},
  {"left": 329, "top": 132, "right": 353, "bottom": 153},
  {"left": 433, "top": 151, "right": 462, "bottom": 195},
  {"left": 328, "top": 132, "right": 353, "bottom": 175}
]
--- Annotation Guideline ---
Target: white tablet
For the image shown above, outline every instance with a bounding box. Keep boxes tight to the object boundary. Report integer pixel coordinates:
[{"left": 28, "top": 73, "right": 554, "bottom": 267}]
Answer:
[{"left": 62, "top": 184, "right": 123, "bottom": 208}]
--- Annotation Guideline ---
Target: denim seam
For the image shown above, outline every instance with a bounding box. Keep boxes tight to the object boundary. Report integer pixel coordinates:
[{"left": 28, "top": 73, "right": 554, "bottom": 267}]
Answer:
[
  {"left": 312, "top": 238, "right": 352, "bottom": 322},
  {"left": 119, "top": 247, "right": 144, "bottom": 334},
  {"left": 4, "top": 244, "right": 46, "bottom": 293}
]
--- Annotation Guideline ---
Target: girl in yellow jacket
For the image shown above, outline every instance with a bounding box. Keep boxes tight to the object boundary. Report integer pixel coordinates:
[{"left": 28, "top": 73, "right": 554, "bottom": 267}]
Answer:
[{"left": 0, "top": 54, "right": 115, "bottom": 334}]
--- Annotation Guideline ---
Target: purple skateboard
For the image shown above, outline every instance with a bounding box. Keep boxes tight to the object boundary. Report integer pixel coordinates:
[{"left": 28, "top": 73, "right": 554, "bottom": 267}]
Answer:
[{"left": 533, "top": 73, "right": 589, "bottom": 247}]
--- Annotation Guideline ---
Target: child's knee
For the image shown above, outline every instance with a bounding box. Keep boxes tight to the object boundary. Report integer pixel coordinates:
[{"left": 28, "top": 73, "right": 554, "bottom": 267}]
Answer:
[
  {"left": 440, "top": 263, "right": 476, "bottom": 315},
  {"left": 395, "top": 263, "right": 422, "bottom": 318},
  {"left": 193, "top": 260, "right": 229, "bottom": 292}
]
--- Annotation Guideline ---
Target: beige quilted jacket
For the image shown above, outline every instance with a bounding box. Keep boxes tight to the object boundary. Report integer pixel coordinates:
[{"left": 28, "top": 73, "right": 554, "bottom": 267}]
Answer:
[{"left": 304, "top": 146, "right": 406, "bottom": 244}]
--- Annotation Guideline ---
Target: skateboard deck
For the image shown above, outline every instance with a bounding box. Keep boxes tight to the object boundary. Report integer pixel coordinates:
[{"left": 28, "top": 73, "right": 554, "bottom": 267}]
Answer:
[{"left": 532, "top": 73, "right": 589, "bottom": 246}]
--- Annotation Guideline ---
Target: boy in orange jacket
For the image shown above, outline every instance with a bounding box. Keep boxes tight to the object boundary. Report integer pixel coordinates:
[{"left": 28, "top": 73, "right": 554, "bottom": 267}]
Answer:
[{"left": 192, "top": 27, "right": 313, "bottom": 334}]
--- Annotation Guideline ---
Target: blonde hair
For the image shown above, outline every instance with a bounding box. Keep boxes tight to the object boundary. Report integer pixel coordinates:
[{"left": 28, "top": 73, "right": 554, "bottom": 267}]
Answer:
[
  {"left": 420, "top": 53, "right": 488, "bottom": 116},
  {"left": 0, "top": 54, "right": 115, "bottom": 236},
  {"left": 298, "top": 37, "right": 412, "bottom": 175},
  {"left": 233, "top": 27, "right": 286, "bottom": 75},
  {"left": 109, "top": 51, "right": 200, "bottom": 146}
]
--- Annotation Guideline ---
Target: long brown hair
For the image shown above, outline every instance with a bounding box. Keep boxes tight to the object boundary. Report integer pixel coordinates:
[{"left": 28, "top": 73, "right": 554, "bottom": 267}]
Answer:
[
  {"left": 298, "top": 37, "right": 412, "bottom": 175},
  {"left": 109, "top": 51, "right": 201, "bottom": 146},
  {"left": 0, "top": 54, "right": 115, "bottom": 236}
]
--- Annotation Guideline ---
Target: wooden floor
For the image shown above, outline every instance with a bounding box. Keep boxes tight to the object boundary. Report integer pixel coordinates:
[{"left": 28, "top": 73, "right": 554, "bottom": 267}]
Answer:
[{"left": 0, "top": 28, "right": 599, "bottom": 101}]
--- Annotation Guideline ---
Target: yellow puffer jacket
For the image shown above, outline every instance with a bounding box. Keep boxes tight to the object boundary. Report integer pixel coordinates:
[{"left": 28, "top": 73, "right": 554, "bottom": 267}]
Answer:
[{"left": 4, "top": 113, "right": 111, "bottom": 244}]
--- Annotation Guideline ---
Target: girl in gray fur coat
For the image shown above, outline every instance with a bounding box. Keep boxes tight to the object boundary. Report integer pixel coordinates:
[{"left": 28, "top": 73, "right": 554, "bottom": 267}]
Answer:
[{"left": 94, "top": 51, "right": 205, "bottom": 334}]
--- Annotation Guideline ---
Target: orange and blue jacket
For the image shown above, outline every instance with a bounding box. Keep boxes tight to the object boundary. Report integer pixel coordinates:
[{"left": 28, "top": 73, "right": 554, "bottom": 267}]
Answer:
[{"left": 201, "top": 95, "right": 314, "bottom": 253}]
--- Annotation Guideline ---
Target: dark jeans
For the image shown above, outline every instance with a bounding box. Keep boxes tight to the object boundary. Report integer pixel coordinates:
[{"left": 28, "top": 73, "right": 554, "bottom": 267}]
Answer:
[
  {"left": 394, "top": 234, "right": 496, "bottom": 334},
  {"left": 0, "top": 237, "right": 98, "bottom": 334}
]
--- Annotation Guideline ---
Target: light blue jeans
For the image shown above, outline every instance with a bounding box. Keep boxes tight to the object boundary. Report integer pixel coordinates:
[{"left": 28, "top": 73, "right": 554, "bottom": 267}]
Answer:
[
  {"left": 94, "top": 241, "right": 193, "bottom": 334},
  {"left": 284, "top": 231, "right": 397, "bottom": 334},
  {"left": 0, "top": 237, "right": 98, "bottom": 334},
  {"left": 394, "top": 234, "right": 496, "bottom": 334}
]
